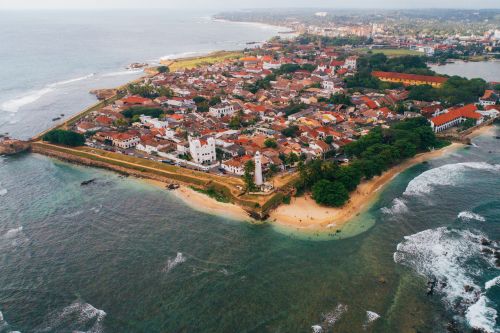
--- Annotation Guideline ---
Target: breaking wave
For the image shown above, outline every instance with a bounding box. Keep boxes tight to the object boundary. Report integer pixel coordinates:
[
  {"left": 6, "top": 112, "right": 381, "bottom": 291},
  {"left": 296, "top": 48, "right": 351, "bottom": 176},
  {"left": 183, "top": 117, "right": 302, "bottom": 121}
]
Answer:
[
  {"left": 404, "top": 162, "right": 500, "bottom": 196},
  {"left": 162, "top": 252, "right": 186, "bottom": 273},
  {"left": 458, "top": 211, "right": 486, "bottom": 222},
  {"left": 0, "top": 188, "right": 7, "bottom": 196},
  {"left": 102, "top": 69, "right": 143, "bottom": 77},
  {"left": 485, "top": 276, "right": 500, "bottom": 290},
  {"left": 363, "top": 311, "right": 380, "bottom": 329},
  {"left": 159, "top": 51, "right": 205, "bottom": 61},
  {"left": 2, "top": 227, "right": 23, "bottom": 239},
  {"left": 311, "top": 304, "right": 348, "bottom": 332},
  {"left": 465, "top": 296, "right": 498, "bottom": 333},
  {"left": 0, "top": 73, "right": 95, "bottom": 113},
  {"left": 36, "top": 301, "right": 106, "bottom": 333},
  {"left": 394, "top": 227, "right": 499, "bottom": 333},
  {"left": 381, "top": 198, "right": 408, "bottom": 215}
]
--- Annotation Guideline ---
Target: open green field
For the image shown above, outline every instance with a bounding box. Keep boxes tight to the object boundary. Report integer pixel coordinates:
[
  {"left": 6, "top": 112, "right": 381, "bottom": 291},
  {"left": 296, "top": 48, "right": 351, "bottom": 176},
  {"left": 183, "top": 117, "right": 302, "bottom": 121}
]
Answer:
[{"left": 162, "top": 51, "right": 243, "bottom": 71}]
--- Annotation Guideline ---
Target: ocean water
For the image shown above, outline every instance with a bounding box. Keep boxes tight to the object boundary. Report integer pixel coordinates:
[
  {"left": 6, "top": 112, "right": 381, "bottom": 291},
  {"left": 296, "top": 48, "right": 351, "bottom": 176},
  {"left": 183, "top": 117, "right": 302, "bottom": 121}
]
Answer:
[
  {"left": 0, "top": 10, "right": 283, "bottom": 139},
  {"left": 0, "top": 129, "right": 498, "bottom": 332},
  {"left": 430, "top": 60, "right": 500, "bottom": 82},
  {"left": 0, "top": 10, "right": 499, "bottom": 333}
]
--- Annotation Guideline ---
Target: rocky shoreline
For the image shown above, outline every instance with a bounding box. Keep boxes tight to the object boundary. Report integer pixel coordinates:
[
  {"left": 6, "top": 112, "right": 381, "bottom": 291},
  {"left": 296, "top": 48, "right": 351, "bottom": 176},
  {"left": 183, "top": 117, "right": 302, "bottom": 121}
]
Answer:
[{"left": 0, "top": 138, "right": 30, "bottom": 156}]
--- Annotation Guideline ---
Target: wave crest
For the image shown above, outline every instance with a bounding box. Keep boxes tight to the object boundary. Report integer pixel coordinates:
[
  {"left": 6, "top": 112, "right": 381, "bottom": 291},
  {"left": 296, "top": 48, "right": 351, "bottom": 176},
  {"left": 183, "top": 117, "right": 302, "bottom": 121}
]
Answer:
[
  {"left": 458, "top": 211, "right": 486, "bottom": 222},
  {"left": 394, "top": 227, "right": 498, "bottom": 333},
  {"left": 404, "top": 162, "right": 500, "bottom": 196},
  {"left": 37, "top": 301, "right": 106, "bottom": 333},
  {"left": 381, "top": 198, "right": 408, "bottom": 215},
  {"left": 163, "top": 252, "right": 186, "bottom": 273},
  {"left": 0, "top": 73, "right": 95, "bottom": 113}
]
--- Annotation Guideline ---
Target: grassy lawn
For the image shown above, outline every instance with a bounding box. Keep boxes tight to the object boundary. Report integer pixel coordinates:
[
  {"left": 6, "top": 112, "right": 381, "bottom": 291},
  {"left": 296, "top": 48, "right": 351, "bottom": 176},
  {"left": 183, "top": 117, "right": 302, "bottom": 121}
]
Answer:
[
  {"left": 358, "top": 48, "right": 422, "bottom": 57},
  {"left": 163, "top": 51, "right": 243, "bottom": 71}
]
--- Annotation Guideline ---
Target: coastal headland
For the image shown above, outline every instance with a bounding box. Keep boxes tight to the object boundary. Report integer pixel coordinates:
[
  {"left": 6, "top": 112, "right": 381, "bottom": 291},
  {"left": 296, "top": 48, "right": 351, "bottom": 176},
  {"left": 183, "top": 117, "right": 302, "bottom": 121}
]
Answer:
[{"left": 22, "top": 46, "right": 499, "bottom": 236}]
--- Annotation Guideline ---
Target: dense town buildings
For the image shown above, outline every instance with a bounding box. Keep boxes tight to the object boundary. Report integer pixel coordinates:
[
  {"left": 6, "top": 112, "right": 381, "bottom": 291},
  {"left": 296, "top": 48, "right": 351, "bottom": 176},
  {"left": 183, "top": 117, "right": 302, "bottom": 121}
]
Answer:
[{"left": 69, "top": 35, "right": 499, "bottom": 188}]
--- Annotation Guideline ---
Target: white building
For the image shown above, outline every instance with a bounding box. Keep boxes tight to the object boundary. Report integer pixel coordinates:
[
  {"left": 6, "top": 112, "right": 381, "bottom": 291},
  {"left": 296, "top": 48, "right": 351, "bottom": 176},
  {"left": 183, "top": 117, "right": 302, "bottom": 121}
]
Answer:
[
  {"left": 494, "top": 29, "right": 500, "bottom": 40},
  {"left": 263, "top": 61, "right": 281, "bottom": 70},
  {"left": 343, "top": 56, "right": 358, "bottom": 70},
  {"left": 139, "top": 115, "right": 169, "bottom": 129},
  {"left": 209, "top": 103, "right": 235, "bottom": 118},
  {"left": 254, "top": 151, "right": 263, "bottom": 186},
  {"left": 321, "top": 80, "right": 335, "bottom": 91},
  {"left": 189, "top": 137, "right": 216, "bottom": 165},
  {"left": 110, "top": 133, "right": 140, "bottom": 149}
]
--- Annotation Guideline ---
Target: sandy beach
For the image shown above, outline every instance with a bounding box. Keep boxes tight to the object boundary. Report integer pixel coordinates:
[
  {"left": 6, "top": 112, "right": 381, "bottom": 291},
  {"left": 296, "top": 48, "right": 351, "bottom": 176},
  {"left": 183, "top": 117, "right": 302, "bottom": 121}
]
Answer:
[
  {"left": 142, "top": 142, "right": 464, "bottom": 233},
  {"left": 142, "top": 179, "right": 254, "bottom": 222},
  {"left": 268, "top": 142, "right": 463, "bottom": 232}
]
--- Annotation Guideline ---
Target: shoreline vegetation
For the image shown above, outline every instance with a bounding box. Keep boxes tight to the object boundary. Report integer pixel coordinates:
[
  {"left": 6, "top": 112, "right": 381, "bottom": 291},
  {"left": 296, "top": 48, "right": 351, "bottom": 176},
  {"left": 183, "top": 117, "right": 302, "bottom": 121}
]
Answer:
[{"left": 25, "top": 43, "right": 498, "bottom": 236}]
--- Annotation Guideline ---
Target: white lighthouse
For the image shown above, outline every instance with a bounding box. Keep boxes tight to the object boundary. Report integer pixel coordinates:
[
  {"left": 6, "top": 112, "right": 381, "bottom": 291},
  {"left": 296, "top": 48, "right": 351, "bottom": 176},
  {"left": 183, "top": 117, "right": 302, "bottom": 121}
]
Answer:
[{"left": 254, "top": 151, "right": 263, "bottom": 187}]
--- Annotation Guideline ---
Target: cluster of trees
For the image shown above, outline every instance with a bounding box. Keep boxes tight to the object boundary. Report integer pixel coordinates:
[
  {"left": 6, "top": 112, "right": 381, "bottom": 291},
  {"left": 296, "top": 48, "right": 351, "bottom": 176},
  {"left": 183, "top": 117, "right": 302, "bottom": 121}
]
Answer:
[
  {"left": 157, "top": 66, "right": 170, "bottom": 73},
  {"left": 408, "top": 76, "right": 487, "bottom": 106},
  {"left": 245, "top": 64, "right": 317, "bottom": 94},
  {"left": 297, "top": 117, "right": 444, "bottom": 207},
  {"left": 243, "top": 160, "right": 256, "bottom": 191},
  {"left": 281, "top": 125, "right": 300, "bottom": 138},
  {"left": 297, "top": 34, "right": 371, "bottom": 47},
  {"left": 43, "top": 129, "right": 85, "bottom": 147},
  {"left": 345, "top": 54, "right": 433, "bottom": 90},
  {"left": 264, "top": 138, "right": 278, "bottom": 148},
  {"left": 128, "top": 83, "right": 172, "bottom": 99},
  {"left": 122, "top": 106, "right": 164, "bottom": 119},
  {"left": 318, "top": 93, "right": 353, "bottom": 106},
  {"left": 283, "top": 102, "right": 307, "bottom": 117}
]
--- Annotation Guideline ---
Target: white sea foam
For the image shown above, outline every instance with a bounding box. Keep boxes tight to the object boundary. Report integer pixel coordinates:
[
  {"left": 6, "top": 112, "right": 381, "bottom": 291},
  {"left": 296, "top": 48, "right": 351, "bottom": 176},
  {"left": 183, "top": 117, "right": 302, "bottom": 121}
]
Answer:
[
  {"left": 322, "top": 304, "right": 348, "bottom": 327},
  {"left": 0, "top": 73, "right": 95, "bottom": 113},
  {"left": 363, "top": 311, "right": 381, "bottom": 329},
  {"left": 50, "top": 73, "right": 95, "bottom": 86},
  {"left": 394, "top": 227, "right": 498, "bottom": 332},
  {"left": 163, "top": 252, "right": 186, "bottom": 273},
  {"left": 0, "top": 87, "right": 54, "bottom": 113},
  {"left": 159, "top": 51, "right": 204, "bottom": 61},
  {"left": 404, "top": 162, "right": 500, "bottom": 196},
  {"left": 39, "top": 301, "right": 106, "bottom": 333},
  {"left": 3, "top": 227, "right": 23, "bottom": 239},
  {"left": 102, "top": 69, "right": 143, "bottom": 77},
  {"left": 311, "top": 325, "right": 323, "bottom": 333},
  {"left": 485, "top": 276, "right": 500, "bottom": 290},
  {"left": 381, "top": 198, "right": 408, "bottom": 215},
  {"left": 458, "top": 211, "right": 486, "bottom": 222},
  {"left": 465, "top": 296, "right": 498, "bottom": 333},
  {"left": 0, "top": 188, "right": 7, "bottom": 196}
]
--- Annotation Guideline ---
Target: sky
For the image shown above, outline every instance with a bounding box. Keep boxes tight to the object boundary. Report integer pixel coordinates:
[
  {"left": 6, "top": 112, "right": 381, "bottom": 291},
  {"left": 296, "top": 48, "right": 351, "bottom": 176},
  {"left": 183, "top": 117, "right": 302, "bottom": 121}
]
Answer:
[{"left": 1, "top": 0, "right": 499, "bottom": 10}]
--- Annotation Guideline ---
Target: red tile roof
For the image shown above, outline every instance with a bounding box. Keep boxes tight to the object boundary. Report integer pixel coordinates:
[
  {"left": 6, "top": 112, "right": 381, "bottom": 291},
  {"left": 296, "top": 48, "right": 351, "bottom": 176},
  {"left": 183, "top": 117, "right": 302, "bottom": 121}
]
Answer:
[
  {"left": 372, "top": 71, "right": 448, "bottom": 84},
  {"left": 431, "top": 104, "right": 480, "bottom": 126}
]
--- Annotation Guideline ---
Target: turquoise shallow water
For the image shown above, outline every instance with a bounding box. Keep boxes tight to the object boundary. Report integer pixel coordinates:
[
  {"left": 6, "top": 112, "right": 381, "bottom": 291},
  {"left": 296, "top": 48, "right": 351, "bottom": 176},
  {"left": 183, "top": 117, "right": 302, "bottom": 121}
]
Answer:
[
  {"left": 0, "top": 9, "right": 499, "bottom": 333},
  {"left": 0, "top": 127, "right": 498, "bottom": 332}
]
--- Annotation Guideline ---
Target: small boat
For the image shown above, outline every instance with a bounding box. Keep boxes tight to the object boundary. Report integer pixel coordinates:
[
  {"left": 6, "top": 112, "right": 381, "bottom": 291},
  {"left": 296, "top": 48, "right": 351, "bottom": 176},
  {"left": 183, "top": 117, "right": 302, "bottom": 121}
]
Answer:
[
  {"left": 81, "top": 179, "right": 96, "bottom": 186},
  {"left": 52, "top": 117, "right": 61, "bottom": 121},
  {"left": 166, "top": 183, "right": 180, "bottom": 190}
]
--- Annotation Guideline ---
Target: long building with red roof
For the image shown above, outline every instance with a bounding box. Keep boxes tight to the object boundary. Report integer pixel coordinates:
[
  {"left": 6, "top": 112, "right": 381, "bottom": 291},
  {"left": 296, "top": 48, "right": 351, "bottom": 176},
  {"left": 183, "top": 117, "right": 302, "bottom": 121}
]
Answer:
[
  {"left": 430, "top": 104, "right": 483, "bottom": 132},
  {"left": 372, "top": 71, "right": 448, "bottom": 87}
]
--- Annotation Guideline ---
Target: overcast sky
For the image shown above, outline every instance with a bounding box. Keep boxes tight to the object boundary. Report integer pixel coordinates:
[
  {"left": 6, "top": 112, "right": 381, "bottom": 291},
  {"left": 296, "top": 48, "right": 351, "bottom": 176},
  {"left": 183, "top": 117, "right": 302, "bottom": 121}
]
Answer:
[{"left": 1, "top": 0, "right": 499, "bottom": 10}]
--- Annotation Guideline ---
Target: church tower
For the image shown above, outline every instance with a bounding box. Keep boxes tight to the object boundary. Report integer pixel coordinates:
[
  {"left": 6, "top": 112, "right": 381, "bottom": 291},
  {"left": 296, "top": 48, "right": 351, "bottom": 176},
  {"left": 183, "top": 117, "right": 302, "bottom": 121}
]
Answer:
[{"left": 254, "top": 151, "right": 263, "bottom": 186}]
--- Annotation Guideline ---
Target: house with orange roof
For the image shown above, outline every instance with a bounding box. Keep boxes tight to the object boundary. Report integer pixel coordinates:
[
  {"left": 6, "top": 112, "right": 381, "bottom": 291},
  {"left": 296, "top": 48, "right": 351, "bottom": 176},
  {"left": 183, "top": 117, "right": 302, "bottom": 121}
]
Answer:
[{"left": 430, "top": 104, "right": 483, "bottom": 132}]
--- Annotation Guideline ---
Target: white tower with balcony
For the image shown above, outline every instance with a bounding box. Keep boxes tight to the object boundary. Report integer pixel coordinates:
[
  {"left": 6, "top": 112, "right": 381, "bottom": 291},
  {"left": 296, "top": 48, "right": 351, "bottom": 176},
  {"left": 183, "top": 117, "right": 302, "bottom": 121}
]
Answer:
[{"left": 254, "top": 151, "right": 263, "bottom": 186}]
